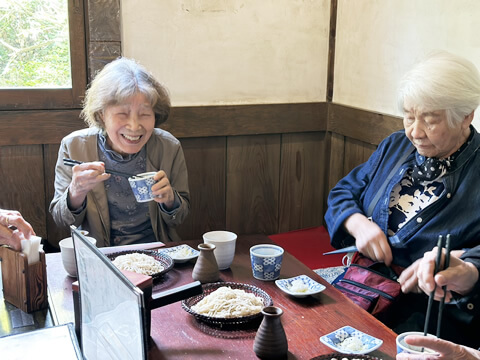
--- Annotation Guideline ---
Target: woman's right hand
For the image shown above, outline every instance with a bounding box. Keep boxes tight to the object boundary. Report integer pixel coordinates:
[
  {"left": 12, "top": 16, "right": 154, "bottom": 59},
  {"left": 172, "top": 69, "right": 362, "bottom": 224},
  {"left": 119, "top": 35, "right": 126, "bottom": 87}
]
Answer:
[
  {"left": 68, "top": 161, "right": 110, "bottom": 209},
  {"left": 0, "top": 209, "right": 36, "bottom": 251},
  {"left": 416, "top": 247, "right": 479, "bottom": 300},
  {"left": 344, "top": 213, "right": 393, "bottom": 266}
]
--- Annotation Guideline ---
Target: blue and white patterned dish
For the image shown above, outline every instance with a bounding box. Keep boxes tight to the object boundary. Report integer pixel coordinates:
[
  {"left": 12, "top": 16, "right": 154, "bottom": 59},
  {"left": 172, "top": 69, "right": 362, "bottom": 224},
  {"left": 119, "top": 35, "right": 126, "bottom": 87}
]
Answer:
[
  {"left": 275, "top": 275, "right": 326, "bottom": 298},
  {"left": 320, "top": 326, "right": 383, "bottom": 355},
  {"left": 159, "top": 244, "right": 199, "bottom": 264}
]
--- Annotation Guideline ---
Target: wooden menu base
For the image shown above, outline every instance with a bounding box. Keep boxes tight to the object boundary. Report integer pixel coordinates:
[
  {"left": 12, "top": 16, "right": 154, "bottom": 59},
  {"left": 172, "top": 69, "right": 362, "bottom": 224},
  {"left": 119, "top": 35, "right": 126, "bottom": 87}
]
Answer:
[{"left": 0, "top": 246, "right": 48, "bottom": 313}]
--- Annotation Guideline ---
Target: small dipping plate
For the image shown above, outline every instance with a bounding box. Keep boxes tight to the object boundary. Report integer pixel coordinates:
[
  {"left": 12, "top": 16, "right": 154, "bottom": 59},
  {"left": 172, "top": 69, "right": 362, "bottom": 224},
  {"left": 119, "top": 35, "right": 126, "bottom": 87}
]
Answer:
[
  {"left": 320, "top": 326, "right": 383, "bottom": 355},
  {"left": 275, "top": 274, "right": 326, "bottom": 298},
  {"left": 159, "top": 244, "right": 199, "bottom": 264}
]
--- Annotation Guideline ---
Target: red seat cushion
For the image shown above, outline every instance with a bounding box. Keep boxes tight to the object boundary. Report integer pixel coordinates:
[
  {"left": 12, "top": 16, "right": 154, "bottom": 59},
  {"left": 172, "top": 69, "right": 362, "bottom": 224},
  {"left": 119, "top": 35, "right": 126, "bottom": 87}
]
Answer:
[{"left": 269, "top": 226, "right": 344, "bottom": 269}]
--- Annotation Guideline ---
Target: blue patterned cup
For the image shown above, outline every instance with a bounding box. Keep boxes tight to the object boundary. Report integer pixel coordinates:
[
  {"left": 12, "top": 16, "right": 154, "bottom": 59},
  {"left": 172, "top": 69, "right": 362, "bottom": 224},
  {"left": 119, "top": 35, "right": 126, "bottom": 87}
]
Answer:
[
  {"left": 250, "top": 244, "right": 284, "bottom": 281},
  {"left": 128, "top": 172, "right": 157, "bottom": 202}
]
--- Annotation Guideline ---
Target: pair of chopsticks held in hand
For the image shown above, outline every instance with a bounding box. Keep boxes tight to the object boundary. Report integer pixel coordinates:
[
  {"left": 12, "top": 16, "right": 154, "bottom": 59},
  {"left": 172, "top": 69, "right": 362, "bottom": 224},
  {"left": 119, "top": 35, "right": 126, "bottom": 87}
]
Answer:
[
  {"left": 63, "top": 158, "right": 140, "bottom": 179},
  {"left": 423, "top": 234, "right": 451, "bottom": 339}
]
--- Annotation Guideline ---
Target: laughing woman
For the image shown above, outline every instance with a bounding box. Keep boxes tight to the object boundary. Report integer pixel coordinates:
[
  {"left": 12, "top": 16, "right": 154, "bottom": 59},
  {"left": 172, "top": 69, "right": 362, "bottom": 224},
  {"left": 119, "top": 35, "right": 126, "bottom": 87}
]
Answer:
[{"left": 50, "top": 58, "right": 190, "bottom": 248}]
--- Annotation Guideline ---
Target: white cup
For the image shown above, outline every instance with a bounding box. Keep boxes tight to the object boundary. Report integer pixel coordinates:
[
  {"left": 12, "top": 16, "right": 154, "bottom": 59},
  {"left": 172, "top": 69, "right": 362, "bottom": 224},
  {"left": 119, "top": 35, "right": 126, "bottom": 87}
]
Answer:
[
  {"left": 396, "top": 332, "right": 437, "bottom": 355},
  {"left": 59, "top": 236, "right": 97, "bottom": 278},
  {"left": 202, "top": 230, "right": 237, "bottom": 270}
]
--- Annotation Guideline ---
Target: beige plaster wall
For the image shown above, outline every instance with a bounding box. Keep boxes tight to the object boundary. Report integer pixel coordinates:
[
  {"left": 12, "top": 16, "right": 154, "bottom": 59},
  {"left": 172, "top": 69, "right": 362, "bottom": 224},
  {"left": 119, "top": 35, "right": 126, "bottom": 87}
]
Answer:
[
  {"left": 121, "top": 0, "right": 330, "bottom": 106},
  {"left": 334, "top": 0, "right": 480, "bottom": 126}
]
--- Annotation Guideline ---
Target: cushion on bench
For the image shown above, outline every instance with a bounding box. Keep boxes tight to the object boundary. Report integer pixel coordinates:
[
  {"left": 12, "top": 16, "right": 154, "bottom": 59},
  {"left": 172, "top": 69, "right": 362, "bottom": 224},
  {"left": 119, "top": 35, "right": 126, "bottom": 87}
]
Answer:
[{"left": 268, "top": 226, "right": 345, "bottom": 270}]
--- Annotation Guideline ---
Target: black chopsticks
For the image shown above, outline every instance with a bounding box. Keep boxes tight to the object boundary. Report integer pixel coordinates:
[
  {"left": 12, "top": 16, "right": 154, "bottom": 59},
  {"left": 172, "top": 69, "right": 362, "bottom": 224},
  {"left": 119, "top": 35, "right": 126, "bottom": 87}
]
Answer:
[
  {"left": 63, "top": 158, "right": 137, "bottom": 179},
  {"left": 423, "top": 234, "right": 451, "bottom": 341},
  {"left": 436, "top": 234, "right": 451, "bottom": 337}
]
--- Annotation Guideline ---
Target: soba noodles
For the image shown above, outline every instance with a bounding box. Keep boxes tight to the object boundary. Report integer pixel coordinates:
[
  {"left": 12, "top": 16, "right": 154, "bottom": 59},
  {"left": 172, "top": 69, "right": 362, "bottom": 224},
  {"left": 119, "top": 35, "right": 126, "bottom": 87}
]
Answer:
[
  {"left": 191, "top": 286, "right": 265, "bottom": 318},
  {"left": 112, "top": 252, "right": 164, "bottom": 276}
]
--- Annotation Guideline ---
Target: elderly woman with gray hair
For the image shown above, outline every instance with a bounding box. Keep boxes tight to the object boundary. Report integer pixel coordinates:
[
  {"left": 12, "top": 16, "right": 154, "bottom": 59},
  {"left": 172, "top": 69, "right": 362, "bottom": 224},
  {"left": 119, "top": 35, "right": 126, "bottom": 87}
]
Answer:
[
  {"left": 325, "top": 51, "right": 480, "bottom": 348},
  {"left": 50, "top": 57, "right": 190, "bottom": 249}
]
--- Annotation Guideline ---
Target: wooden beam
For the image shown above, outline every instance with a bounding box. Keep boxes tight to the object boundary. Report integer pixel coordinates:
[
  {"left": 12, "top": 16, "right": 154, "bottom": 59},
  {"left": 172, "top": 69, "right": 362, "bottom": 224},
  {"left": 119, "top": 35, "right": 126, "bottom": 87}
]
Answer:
[
  {"left": 0, "top": 110, "right": 84, "bottom": 146},
  {"left": 165, "top": 103, "right": 327, "bottom": 138},
  {"left": 328, "top": 103, "right": 403, "bottom": 145},
  {"left": 327, "top": 0, "right": 338, "bottom": 102},
  {"left": 0, "top": 102, "right": 327, "bottom": 146}
]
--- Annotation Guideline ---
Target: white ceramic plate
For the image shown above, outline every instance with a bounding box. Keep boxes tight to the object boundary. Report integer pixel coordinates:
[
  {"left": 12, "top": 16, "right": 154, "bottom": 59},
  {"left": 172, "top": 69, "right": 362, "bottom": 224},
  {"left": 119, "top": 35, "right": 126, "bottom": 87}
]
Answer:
[
  {"left": 320, "top": 326, "right": 383, "bottom": 355},
  {"left": 275, "top": 274, "right": 326, "bottom": 298},
  {"left": 159, "top": 244, "right": 199, "bottom": 263}
]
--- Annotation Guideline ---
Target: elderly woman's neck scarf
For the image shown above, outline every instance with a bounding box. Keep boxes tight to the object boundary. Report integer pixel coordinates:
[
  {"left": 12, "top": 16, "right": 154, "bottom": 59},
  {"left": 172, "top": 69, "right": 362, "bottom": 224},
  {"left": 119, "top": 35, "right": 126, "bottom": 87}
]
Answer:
[{"left": 411, "top": 129, "right": 473, "bottom": 184}]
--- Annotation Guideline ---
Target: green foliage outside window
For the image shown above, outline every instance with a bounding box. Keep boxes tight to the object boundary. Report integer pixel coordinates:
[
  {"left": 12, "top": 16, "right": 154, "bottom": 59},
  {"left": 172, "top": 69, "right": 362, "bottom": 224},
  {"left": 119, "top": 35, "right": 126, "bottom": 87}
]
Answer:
[{"left": 0, "top": 0, "right": 71, "bottom": 88}]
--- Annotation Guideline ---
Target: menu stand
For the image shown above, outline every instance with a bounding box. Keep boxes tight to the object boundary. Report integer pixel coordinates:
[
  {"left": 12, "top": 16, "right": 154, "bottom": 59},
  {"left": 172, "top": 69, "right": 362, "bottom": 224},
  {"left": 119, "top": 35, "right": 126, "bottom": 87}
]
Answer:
[
  {"left": 72, "top": 271, "right": 202, "bottom": 346},
  {"left": 72, "top": 270, "right": 152, "bottom": 342}
]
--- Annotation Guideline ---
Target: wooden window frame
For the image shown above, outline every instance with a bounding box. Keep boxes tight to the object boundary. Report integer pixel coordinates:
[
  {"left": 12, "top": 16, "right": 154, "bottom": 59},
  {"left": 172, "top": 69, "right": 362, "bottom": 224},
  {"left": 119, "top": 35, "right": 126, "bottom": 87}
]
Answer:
[{"left": 0, "top": 0, "right": 87, "bottom": 111}]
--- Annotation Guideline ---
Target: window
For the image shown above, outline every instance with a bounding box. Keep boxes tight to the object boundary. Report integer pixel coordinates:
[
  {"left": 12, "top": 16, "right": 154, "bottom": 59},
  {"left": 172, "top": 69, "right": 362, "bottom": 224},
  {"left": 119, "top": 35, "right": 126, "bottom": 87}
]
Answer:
[{"left": 0, "top": 0, "right": 86, "bottom": 110}]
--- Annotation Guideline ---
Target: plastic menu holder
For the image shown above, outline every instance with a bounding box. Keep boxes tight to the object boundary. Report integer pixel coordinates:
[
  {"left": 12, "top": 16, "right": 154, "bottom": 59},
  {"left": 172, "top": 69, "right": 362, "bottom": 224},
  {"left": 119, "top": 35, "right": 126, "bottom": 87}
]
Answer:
[
  {"left": 0, "top": 323, "right": 82, "bottom": 359},
  {"left": 71, "top": 226, "right": 147, "bottom": 360}
]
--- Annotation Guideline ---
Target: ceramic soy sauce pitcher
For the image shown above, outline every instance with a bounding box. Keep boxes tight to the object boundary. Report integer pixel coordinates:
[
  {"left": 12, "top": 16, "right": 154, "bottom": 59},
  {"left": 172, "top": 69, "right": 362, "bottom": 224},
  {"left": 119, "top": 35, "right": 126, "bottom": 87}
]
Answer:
[
  {"left": 253, "top": 306, "right": 288, "bottom": 359},
  {"left": 192, "top": 243, "right": 220, "bottom": 283}
]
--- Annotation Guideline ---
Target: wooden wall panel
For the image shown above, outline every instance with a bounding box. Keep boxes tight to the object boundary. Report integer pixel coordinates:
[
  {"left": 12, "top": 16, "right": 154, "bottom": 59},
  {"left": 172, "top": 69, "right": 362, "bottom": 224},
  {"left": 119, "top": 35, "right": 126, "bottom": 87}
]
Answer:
[
  {"left": 329, "top": 103, "right": 403, "bottom": 145},
  {"left": 0, "top": 145, "right": 46, "bottom": 238},
  {"left": 343, "top": 137, "right": 376, "bottom": 175},
  {"left": 278, "top": 132, "right": 327, "bottom": 232},
  {"left": 177, "top": 137, "right": 227, "bottom": 241},
  {"left": 43, "top": 144, "right": 70, "bottom": 250},
  {"left": 226, "top": 135, "right": 280, "bottom": 235},
  {"left": 0, "top": 103, "right": 395, "bottom": 249},
  {"left": 327, "top": 132, "right": 345, "bottom": 193}
]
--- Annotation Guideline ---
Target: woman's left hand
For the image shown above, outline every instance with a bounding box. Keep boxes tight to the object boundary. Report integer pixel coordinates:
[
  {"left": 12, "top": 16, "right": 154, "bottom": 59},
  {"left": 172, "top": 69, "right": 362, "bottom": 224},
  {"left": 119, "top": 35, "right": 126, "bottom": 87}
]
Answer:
[
  {"left": 396, "top": 335, "right": 480, "bottom": 360},
  {"left": 398, "top": 258, "right": 422, "bottom": 293},
  {"left": 344, "top": 213, "right": 393, "bottom": 266},
  {"left": 151, "top": 170, "right": 175, "bottom": 209}
]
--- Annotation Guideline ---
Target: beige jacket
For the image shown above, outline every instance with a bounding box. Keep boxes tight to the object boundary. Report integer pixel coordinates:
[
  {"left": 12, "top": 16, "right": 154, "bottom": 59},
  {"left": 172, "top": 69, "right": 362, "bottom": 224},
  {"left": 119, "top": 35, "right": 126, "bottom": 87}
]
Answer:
[{"left": 49, "top": 127, "right": 190, "bottom": 248}]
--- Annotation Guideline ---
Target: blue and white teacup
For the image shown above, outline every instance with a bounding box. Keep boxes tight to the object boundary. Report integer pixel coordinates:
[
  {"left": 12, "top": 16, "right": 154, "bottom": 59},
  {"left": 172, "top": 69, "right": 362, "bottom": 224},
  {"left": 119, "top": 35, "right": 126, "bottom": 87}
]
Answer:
[
  {"left": 250, "top": 244, "right": 284, "bottom": 281},
  {"left": 128, "top": 172, "right": 157, "bottom": 202}
]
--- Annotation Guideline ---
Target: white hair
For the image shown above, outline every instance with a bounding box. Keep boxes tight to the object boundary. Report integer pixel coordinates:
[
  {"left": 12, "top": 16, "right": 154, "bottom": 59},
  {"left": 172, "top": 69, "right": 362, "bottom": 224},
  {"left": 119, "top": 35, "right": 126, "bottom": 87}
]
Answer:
[{"left": 398, "top": 50, "right": 480, "bottom": 127}]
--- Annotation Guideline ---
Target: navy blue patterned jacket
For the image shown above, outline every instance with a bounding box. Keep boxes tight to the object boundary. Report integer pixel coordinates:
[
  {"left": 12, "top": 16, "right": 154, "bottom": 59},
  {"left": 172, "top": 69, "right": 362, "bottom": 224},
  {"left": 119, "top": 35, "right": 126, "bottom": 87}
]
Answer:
[{"left": 325, "top": 127, "right": 480, "bottom": 268}]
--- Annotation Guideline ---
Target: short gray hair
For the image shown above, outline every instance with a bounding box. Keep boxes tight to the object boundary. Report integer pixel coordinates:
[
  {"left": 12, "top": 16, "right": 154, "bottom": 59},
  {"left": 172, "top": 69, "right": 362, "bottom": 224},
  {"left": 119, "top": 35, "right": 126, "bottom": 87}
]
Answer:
[
  {"left": 81, "top": 57, "right": 171, "bottom": 129},
  {"left": 397, "top": 50, "right": 480, "bottom": 127}
]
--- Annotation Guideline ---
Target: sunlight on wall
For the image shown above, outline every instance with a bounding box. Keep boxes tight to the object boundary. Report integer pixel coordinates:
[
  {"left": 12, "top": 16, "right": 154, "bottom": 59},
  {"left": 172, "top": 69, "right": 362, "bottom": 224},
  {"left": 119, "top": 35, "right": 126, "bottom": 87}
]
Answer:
[
  {"left": 121, "top": 0, "right": 330, "bottom": 106},
  {"left": 334, "top": 0, "right": 480, "bottom": 127}
]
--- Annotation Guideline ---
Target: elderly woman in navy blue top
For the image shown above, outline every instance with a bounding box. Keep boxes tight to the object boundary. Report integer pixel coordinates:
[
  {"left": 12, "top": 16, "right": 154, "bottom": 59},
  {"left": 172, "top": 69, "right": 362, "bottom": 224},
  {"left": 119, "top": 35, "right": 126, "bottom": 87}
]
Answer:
[{"left": 325, "top": 51, "right": 480, "bottom": 347}]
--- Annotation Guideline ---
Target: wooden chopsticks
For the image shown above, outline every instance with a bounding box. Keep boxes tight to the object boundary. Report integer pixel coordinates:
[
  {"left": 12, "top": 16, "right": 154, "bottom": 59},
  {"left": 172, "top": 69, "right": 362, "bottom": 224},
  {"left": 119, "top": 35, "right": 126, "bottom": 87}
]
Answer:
[
  {"left": 63, "top": 158, "right": 137, "bottom": 179},
  {"left": 423, "top": 234, "right": 451, "bottom": 341}
]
